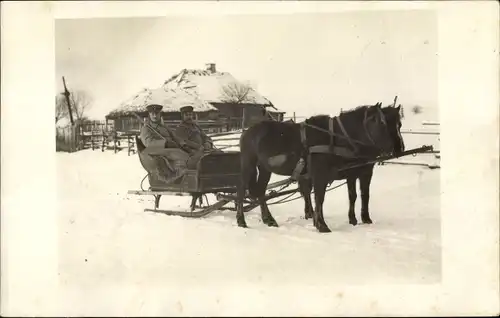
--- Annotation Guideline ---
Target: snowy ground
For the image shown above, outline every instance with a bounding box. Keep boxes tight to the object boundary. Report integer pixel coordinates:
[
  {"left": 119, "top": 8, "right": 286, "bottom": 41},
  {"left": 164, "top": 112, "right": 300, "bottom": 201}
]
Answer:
[{"left": 57, "top": 128, "right": 441, "bottom": 316}]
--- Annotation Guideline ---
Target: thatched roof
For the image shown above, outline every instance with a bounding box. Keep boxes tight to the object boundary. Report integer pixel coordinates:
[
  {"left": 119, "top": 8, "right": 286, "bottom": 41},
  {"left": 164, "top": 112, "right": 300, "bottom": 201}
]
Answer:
[
  {"left": 107, "top": 65, "right": 283, "bottom": 118},
  {"left": 106, "top": 86, "right": 217, "bottom": 119},
  {"left": 162, "top": 68, "right": 274, "bottom": 106}
]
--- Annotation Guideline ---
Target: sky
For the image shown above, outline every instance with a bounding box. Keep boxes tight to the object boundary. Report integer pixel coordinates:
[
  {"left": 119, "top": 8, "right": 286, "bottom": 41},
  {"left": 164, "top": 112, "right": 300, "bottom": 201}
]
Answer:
[{"left": 55, "top": 10, "right": 438, "bottom": 120}]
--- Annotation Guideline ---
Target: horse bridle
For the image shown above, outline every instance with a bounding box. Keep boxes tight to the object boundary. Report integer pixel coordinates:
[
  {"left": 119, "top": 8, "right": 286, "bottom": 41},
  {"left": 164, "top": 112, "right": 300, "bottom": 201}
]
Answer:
[
  {"left": 361, "top": 105, "right": 389, "bottom": 150},
  {"left": 300, "top": 106, "right": 389, "bottom": 154}
]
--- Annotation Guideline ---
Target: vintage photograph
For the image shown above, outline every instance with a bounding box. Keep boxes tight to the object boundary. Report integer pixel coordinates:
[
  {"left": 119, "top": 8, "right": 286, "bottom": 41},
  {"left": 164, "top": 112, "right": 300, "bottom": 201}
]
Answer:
[
  {"left": 4, "top": 0, "right": 500, "bottom": 316},
  {"left": 55, "top": 9, "right": 441, "bottom": 313}
]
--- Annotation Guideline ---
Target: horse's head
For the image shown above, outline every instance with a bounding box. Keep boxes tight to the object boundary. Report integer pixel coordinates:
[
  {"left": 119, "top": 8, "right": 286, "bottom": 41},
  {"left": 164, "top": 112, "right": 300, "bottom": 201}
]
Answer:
[
  {"left": 354, "top": 102, "right": 395, "bottom": 155},
  {"left": 381, "top": 104, "right": 405, "bottom": 155}
]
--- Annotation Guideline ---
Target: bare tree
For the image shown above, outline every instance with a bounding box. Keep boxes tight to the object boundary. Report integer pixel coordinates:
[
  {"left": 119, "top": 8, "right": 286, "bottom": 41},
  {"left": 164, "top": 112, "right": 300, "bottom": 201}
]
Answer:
[
  {"left": 220, "top": 82, "right": 253, "bottom": 104},
  {"left": 70, "top": 90, "right": 93, "bottom": 120},
  {"left": 55, "top": 89, "right": 94, "bottom": 123}
]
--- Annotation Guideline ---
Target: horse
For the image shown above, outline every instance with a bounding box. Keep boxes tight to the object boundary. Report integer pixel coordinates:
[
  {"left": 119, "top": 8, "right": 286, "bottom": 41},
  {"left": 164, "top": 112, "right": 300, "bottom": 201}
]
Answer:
[
  {"left": 237, "top": 102, "right": 398, "bottom": 233},
  {"left": 298, "top": 105, "right": 404, "bottom": 227}
]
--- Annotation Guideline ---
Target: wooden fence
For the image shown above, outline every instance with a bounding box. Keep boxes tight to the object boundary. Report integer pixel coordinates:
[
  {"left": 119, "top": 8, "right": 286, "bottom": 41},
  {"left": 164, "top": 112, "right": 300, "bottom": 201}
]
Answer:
[{"left": 56, "top": 125, "right": 80, "bottom": 152}]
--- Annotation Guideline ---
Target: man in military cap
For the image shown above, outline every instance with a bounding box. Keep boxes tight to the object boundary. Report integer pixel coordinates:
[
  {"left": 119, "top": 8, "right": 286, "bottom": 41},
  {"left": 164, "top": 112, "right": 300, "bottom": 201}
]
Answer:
[
  {"left": 139, "top": 104, "right": 190, "bottom": 182},
  {"left": 175, "top": 104, "right": 218, "bottom": 168},
  {"left": 139, "top": 104, "right": 179, "bottom": 148}
]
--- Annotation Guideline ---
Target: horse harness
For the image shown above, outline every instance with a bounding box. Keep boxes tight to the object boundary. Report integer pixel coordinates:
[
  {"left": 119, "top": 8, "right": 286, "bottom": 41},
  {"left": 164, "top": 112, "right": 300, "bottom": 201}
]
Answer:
[{"left": 290, "top": 107, "right": 387, "bottom": 180}]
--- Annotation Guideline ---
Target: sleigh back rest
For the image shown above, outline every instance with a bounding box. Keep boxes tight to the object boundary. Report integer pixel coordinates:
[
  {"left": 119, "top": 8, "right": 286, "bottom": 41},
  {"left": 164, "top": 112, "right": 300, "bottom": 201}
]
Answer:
[
  {"left": 135, "top": 136, "right": 157, "bottom": 172},
  {"left": 196, "top": 151, "right": 241, "bottom": 191}
]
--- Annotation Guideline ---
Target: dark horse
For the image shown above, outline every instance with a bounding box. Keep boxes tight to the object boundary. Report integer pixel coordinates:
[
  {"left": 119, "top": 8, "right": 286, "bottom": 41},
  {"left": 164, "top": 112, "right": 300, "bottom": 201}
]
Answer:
[
  {"left": 298, "top": 105, "right": 404, "bottom": 229},
  {"left": 237, "top": 102, "right": 403, "bottom": 233}
]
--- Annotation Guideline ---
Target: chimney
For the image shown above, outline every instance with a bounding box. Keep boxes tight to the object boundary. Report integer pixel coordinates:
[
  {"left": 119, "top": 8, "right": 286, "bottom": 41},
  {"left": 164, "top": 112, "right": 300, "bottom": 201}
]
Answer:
[{"left": 205, "top": 63, "right": 216, "bottom": 73}]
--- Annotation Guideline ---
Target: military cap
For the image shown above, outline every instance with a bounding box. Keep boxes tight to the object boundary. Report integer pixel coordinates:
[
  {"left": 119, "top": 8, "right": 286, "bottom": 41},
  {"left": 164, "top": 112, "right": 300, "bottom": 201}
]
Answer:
[
  {"left": 180, "top": 105, "right": 194, "bottom": 113},
  {"left": 146, "top": 104, "right": 163, "bottom": 112}
]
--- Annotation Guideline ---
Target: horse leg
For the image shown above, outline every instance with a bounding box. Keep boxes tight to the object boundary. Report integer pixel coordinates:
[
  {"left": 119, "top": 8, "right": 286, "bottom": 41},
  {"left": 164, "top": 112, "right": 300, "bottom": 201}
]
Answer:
[
  {"left": 359, "top": 171, "right": 374, "bottom": 224},
  {"left": 310, "top": 154, "right": 332, "bottom": 233},
  {"left": 298, "top": 178, "right": 313, "bottom": 220},
  {"left": 236, "top": 157, "right": 257, "bottom": 228},
  {"left": 313, "top": 178, "right": 330, "bottom": 232},
  {"left": 255, "top": 167, "right": 278, "bottom": 227},
  {"left": 236, "top": 180, "right": 248, "bottom": 228},
  {"left": 347, "top": 177, "right": 358, "bottom": 225}
]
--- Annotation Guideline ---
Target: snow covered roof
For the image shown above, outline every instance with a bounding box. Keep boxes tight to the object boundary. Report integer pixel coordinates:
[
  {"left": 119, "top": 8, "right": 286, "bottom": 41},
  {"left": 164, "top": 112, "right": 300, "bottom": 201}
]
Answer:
[
  {"left": 162, "top": 68, "right": 273, "bottom": 106},
  {"left": 108, "top": 65, "right": 283, "bottom": 118},
  {"left": 106, "top": 86, "right": 217, "bottom": 118}
]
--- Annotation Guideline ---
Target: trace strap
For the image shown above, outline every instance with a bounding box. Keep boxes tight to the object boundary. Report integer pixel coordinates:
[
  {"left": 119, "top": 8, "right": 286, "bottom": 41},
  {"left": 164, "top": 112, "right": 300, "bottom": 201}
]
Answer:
[{"left": 335, "top": 116, "right": 359, "bottom": 153}]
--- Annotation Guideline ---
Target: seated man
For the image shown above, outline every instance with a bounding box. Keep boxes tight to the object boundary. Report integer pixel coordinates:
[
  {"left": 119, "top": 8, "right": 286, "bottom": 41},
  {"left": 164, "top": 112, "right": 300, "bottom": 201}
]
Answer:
[
  {"left": 139, "top": 104, "right": 190, "bottom": 183},
  {"left": 175, "top": 105, "right": 220, "bottom": 169}
]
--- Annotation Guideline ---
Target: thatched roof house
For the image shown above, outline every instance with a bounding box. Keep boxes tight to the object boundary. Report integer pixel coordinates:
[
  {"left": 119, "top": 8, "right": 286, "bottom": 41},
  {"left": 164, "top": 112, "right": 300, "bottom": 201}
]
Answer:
[
  {"left": 106, "top": 63, "right": 285, "bottom": 132},
  {"left": 106, "top": 86, "right": 218, "bottom": 119}
]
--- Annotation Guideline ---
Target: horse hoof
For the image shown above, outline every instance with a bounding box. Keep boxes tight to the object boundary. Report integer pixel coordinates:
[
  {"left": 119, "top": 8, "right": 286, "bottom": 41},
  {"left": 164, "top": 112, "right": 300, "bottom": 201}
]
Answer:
[
  {"left": 349, "top": 219, "right": 358, "bottom": 226},
  {"left": 267, "top": 221, "right": 279, "bottom": 227},
  {"left": 318, "top": 226, "right": 332, "bottom": 233},
  {"left": 237, "top": 221, "right": 248, "bottom": 228},
  {"left": 362, "top": 219, "right": 373, "bottom": 224}
]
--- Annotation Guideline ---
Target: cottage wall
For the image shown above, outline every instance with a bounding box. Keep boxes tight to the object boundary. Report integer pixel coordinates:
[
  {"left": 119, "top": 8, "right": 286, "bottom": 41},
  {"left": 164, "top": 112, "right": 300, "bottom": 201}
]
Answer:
[
  {"left": 112, "top": 117, "right": 142, "bottom": 132},
  {"left": 210, "top": 103, "right": 242, "bottom": 118},
  {"left": 209, "top": 102, "right": 283, "bottom": 126},
  {"left": 110, "top": 110, "right": 222, "bottom": 132}
]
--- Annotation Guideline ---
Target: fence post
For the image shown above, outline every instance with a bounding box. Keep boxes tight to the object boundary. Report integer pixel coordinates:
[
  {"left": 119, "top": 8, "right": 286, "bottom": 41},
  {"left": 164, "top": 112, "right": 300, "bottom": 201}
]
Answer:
[
  {"left": 114, "top": 131, "right": 117, "bottom": 154},
  {"left": 241, "top": 107, "right": 246, "bottom": 130},
  {"left": 75, "top": 124, "right": 79, "bottom": 152},
  {"left": 71, "top": 125, "right": 77, "bottom": 152},
  {"left": 101, "top": 127, "right": 106, "bottom": 152}
]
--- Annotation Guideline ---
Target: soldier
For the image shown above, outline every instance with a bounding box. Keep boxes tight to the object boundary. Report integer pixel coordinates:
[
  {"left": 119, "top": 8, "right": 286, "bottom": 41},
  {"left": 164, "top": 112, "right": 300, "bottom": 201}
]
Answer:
[
  {"left": 140, "top": 104, "right": 178, "bottom": 148},
  {"left": 175, "top": 105, "right": 219, "bottom": 168},
  {"left": 139, "top": 104, "right": 190, "bottom": 181}
]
